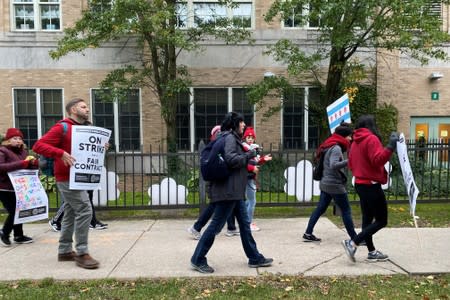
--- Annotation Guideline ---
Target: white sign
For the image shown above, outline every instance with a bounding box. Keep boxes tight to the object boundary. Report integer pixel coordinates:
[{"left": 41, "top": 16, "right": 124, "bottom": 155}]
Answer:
[
  {"left": 8, "top": 169, "right": 48, "bottom": 224},
  {"left": 397, "top": 133, "right": 419, "bottom": 216},
  {"left": 327, "top": 93, "right": 351, "bottom": 133},
  {"left": 69, "top": 125, "right": 111, "bottom": 190}
]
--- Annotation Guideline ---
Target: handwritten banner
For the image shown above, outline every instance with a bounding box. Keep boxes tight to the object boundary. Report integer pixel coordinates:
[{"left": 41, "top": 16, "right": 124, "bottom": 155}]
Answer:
[{"left": 8, "top": 169, "right": 48, "bottom": 224}]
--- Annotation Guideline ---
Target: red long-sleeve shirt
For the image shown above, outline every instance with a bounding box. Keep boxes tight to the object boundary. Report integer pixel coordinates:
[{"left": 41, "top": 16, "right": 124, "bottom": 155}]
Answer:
[{"left": 32, "top": 118, "right": 82, "bottom": 182}]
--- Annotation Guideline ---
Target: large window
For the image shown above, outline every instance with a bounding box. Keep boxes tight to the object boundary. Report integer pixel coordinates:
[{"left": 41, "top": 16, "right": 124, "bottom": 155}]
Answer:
[
  {"left": 283, "top": 3, "right": 321, "bottom": 28},
  {"left": 13, "top": 88, "right": 63, "bottom": 147},
  {"left": 12, "top": 0, "right": 61, "bottom": 31},
  {"left": 176, "top": 87, "right": 254, "bottom": 150},
  {"left": 91, "top": 89, "right": 141, "bottom": 152},
  {"left": 177, "top": 0, "right": 252, "bottom": 29},
  {"left": 283, "top": 87, "right": 319, "bottom": 150}
]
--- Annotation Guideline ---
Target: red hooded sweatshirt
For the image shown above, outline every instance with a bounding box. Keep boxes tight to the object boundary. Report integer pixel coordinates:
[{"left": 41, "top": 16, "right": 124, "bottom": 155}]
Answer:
[
  {"left": 32, "top": 118, "right": 82, "bottom": 182},
  {"left": 348, "top": 128, "right": 393, "bottom": 184}
]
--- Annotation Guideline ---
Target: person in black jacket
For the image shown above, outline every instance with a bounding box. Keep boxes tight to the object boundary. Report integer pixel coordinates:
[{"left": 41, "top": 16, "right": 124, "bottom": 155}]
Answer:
[{"left": 190, "top": 112, "right": 273, "bottom": 273}]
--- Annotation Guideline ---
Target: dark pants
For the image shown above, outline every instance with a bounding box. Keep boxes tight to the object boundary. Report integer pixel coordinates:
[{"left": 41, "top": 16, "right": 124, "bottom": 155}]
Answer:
[
  {"left": 0, "top": 191, "right": 24, "bottom": 238},
  {"left": 193, "top": 202, "right": 237, "bottom": 232},
  {"left": 306, "top": 191, "right": 357, "bottom": 239},
  {"left": 191, "top": 200, "right": 265, "bottom": 266},
  {"left": 353, "top": 184, "right": 388, "bottom": 252}
]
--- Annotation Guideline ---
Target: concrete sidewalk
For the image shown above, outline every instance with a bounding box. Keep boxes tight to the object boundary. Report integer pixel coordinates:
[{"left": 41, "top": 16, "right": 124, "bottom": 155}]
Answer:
[{"left": 0, "top": 218, "right": 449, "bottom": 281}]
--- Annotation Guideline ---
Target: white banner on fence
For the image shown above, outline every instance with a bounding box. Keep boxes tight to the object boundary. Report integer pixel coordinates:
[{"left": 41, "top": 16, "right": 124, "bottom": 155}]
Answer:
[
  {"left": 397, "top": 133, "right": 419, "bottom": 216},
  {"left": 326, "top": 93, "right": 351, "bottom": 133},
  {"left": 8, "top": 169, "right": 48, "bottom": 224},
  {"left": 69, "top": 125, "right": 111, "bottom": 190}
]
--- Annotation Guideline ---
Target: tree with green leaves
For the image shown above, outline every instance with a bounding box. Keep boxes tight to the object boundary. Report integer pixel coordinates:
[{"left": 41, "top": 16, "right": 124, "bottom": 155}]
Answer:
[
  {"left": 252, "top": 0, "right": 450, "bottom": 135},
  {"left": 50, "top": 0, "right": 251, "bottom": 154}
]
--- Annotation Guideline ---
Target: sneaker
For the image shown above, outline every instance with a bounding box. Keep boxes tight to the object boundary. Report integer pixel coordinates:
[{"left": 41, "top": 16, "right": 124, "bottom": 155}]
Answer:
[
  {"left": 0, "top": 230, "right": 11, "bottom": 247},
  {"left": 250, "top": 223, "right": 260, "bottom": 232},
  {"left": 13, "top": 235, "right": 33, "bottom": 244},
  {"left": 58, "top": 251, "right": 77, "bottom": 262},
  {"left": 49, "top": 220, "right": 61, "bottom": 232},
  {"left": 303, "top": 233, "right": 321, "bottom": 242},
  {"left": 74, "top": 254, "right": 100, "bottom": 269},
  {"left": 191, "top": 262, "right": 214, "bottom": 273},
  {"left": 225, "top": 229, "right": 240, "bottom": 237},
  {"left": 93, "top": 221, "right": 108, "bottom": 230},
  {"left": 366, "top": 250, "right": 389, "bottom": 262},
  {"left": 248, "top": 257, "right": 274, "bottom": 268},
  {"left": 187, "top": 226, "right": 201, "bottom": 240},
  {"left": 342, "top": 239, "right": 357, "bottom": 262}
]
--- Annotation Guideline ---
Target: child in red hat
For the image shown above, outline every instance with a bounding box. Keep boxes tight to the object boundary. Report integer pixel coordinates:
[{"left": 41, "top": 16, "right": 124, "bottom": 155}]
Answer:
[
  {"left": 241, "top": 126, "right": 272, "bottom": 232},
  {"left": 0, "top": 128, "right": 39, "bottom": 246}
]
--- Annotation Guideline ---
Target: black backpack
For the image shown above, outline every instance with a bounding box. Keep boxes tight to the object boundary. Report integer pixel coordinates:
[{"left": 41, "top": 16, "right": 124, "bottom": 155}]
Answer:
[
  {"left": 312, "top": 149, "right": 327, "bottom": 181},
  {"left": 40, "top": 121, "right": 68, "bottom": 176},
  {"left": 200, "top": 132, "right": 231, "bottom": 181}
]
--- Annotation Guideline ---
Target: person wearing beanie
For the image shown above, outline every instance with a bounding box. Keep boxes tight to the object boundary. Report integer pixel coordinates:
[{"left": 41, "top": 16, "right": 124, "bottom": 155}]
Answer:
[
  {"left": 191, "top": 112, "right": 273, "bottom": 273},
  {"left": 342, "top": 115, "right": 399, "bottom": 263},
  {"left": 303, "top": 122, "right": 357, "bottom": 243},
  {"left": 0, "top": 128, "right": 38, "bottom": 247}
]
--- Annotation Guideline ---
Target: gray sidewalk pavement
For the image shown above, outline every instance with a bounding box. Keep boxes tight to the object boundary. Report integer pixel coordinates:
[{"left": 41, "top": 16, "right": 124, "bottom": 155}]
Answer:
[{"left": 1, "top": 218, "right": 449, "bottom": 281}]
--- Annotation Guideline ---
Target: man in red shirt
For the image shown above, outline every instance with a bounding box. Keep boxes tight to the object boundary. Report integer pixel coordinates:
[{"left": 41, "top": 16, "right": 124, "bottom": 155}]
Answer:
[{"left": 33, "top": 98, "right": 99, "bottom": 269}]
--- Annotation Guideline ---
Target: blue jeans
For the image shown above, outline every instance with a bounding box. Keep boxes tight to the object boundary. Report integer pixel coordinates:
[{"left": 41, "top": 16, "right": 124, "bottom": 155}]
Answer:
[
  {"left": 305, "top": 191, "right": 356, "bottom": 239},
  {"left": 245, "top": 179, "right": 257, "bottom": 223},
  {"left": 191, "top": 200, "right": 265, "bottom": 266}
]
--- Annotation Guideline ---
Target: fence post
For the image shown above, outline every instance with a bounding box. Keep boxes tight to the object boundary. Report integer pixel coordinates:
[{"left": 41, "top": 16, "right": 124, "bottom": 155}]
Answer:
[{"left": 198, "top": 140, "right": 207, "bottom": 215}]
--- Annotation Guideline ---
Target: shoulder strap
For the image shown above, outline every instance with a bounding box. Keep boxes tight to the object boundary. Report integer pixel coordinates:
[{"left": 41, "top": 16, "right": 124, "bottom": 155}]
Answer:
[{"left": 61, "top": 121, "right": 68, "bottom": 135}]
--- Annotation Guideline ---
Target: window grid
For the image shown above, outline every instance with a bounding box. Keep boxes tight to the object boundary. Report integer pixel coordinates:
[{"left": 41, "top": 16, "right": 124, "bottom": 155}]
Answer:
[
  {"left": 176, "top": 91, "right": 191, "bottom": 150},
  {"left": 283, "top": 87, "right": 320, "bottom": 150},
  {"left": 14, "top": 88, "right": 63, "bottom": 148},
  {"left": 12, "top": 0, "right": 61, "bottom": 31},
  {"left": 177, "top": 0, "right": 252, "bottom": 29},
  {"left": 91, "top": 89, "right": 141, "bottom": 152}
]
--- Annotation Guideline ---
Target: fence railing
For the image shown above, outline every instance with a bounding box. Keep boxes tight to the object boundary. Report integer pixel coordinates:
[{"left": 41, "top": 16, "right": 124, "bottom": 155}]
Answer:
[{"left": 54, "top": 139, "right": 448, "bottom": 212}]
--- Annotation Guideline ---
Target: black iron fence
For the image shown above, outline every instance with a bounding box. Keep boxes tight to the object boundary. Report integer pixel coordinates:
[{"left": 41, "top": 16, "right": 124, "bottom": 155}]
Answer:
[
  {"left": 64, "top": 139, "right": 449, "bottom": 212},
  {"left": 1, "top": 139, "right": 444, "bottom": 214}
]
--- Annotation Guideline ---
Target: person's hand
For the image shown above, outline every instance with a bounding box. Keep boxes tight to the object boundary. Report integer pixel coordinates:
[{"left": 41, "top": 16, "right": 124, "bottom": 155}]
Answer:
[
  {"left": 264, "top": 154, "right": 272, "bottom": 161},
  {"left": 105, "top": 142, "right": 110, "bottom": 151},
  {"left": 387, "top": 132, "right": 399, "bottom": 151},
  {"left": 61, "top": 151, "right": 76, "bottom": 167}
]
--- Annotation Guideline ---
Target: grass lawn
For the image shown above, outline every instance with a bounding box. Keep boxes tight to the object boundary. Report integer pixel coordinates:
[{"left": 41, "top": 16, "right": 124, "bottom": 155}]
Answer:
[
  {"left": 0, "top": 199, "right": 448, "bottom": 299},
  {"left": 0, "top": 274, "right": 448, "bottom": 299}
]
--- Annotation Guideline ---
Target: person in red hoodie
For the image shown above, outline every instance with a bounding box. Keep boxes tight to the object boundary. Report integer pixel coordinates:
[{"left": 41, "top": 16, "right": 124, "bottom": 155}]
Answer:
[
  {"left": 33, "top": 98, "right": 99, "bottom": 269},
  {"left": 0, "top": 128, "right": 39, "bottom": 246},
  {"left": 342, "top": 115, "right": 399, "bottom": 263}
]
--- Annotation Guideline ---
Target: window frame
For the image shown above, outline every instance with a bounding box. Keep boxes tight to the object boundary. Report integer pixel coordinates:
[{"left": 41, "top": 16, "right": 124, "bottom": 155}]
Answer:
[
  {"left": 11, "top": 0, "right": 62, "bottom": 32},
  {"left": 282, "top": 86, "right": 320, "bottom": 150},
  {"left": 177, "top": 0, "right": 254, "bottom": 29},
  {"left": 90, "top": 88, "right": 142, "bottom": 153},
  {"left": 12, "top": 87, "right": 65, "bottom": 148},
  {"left": 176, "top": 87, "right": 254, "bottom": 151}
]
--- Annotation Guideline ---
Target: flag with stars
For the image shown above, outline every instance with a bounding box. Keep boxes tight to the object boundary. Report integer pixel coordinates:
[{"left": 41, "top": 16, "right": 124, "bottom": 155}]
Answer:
[{"left": 326, "top": 93, "right": 351, "bottom": 133}]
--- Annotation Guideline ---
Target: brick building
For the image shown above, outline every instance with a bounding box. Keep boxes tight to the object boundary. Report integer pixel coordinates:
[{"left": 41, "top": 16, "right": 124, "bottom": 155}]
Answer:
[{"left": 0, "top": 0, "right": 449, "bottom": 153}]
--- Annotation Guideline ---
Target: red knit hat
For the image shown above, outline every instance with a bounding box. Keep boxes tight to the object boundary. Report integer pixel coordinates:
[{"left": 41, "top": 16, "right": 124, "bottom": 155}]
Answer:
[
  {"left": 243, "top": 126, "right": 256, "bottom": 139},
  {"left": 5, "top": 128, "right": 24, "bottom": 140}
]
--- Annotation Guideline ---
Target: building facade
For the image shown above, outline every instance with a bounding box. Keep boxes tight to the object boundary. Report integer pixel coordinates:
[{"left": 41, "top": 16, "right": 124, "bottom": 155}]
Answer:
[{"left": 1, "top": 0, "right": 449, "bottom": 153}]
